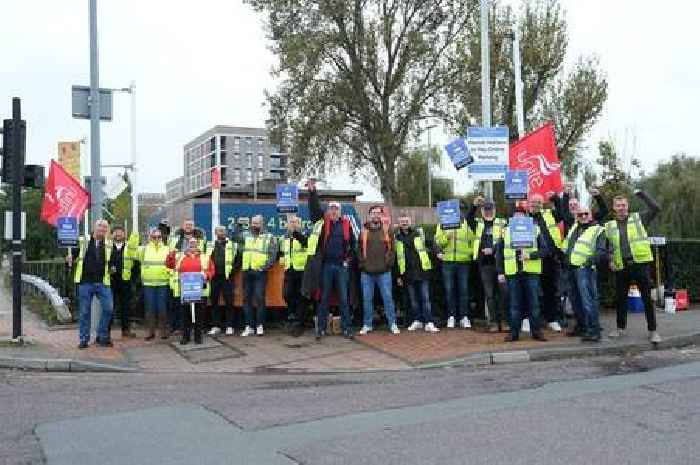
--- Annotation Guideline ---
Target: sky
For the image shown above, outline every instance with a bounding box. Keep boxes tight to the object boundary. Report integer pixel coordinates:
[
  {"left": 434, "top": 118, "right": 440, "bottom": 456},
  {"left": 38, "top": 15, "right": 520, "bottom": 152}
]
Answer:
[{"left": 1, "top": 0, "right": 698, "bottom": 201}]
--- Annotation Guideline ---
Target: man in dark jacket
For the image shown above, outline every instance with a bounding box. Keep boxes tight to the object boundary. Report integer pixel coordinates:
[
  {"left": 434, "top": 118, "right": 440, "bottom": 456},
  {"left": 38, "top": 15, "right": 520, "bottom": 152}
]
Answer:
[
  {"left": 306, "top": 179, "right": 357, "bottom": 340},
  {"left": 206, "top": 225, "right": 236, "bottom": 336}
]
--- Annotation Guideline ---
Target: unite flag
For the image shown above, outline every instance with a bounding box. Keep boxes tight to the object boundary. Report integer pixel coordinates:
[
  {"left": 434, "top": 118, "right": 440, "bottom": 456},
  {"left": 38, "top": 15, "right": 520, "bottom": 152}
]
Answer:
[
  {"left": 40, "top": 160, "right": 90, "bottom": 226},
  {"left": 509, "top": 122, "right": 563, "bottom": 198}
]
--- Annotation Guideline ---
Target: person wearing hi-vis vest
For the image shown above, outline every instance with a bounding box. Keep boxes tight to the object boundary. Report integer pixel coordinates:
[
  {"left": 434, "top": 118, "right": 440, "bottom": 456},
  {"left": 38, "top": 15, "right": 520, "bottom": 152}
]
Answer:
[
  {"left": 467, "top": 196, "right": 509, "bottom": 332},
  {"left": 605, "top": 191, "right": 662, "bottom": 343},
  {"left": 166, "top": 238, "right": 214, "bottom": 345},
  {"left": 128, "top": 227, "right": 171, "bottom": 340},
  {"left": 395, "top": 212, "right": 438, "bottom": 333},
  {"left": 434, "top": 212, "right": 473, "bottom": 329},
  {"left": 69, "top": 219, "right": 115, "bottom": 349},
  {"left": 240, "top": 215, "right": 278, "bottom": 337},
  {"left": 563, "top": 206, "right": 608, "bottom": 342},
  {"left": 282, "top": 215, "right": 311, "bottom": 337},
  {"left": 496, "top": 204, "right": 550, "bottom": 342},
  {"left": 358, "top": 205, "right": 399, "bottom": 336},
  {"left": 106, "top": 225, "right": 137, "bottom": 338},
  {"left": 527, "top": 193, "right": 564, "bottom": 333},
  {"left": 206, "top": 225, "right": 237, "bottom": 337}
]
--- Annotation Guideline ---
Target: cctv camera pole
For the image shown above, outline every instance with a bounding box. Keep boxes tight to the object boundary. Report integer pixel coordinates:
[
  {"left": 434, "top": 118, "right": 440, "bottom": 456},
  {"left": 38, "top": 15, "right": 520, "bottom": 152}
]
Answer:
[
  {"left": 480, "top": 0, "right": 493, "bottom": 201},
  {"left": 89, "top": 0, "right": 103, "bottom": 224}
]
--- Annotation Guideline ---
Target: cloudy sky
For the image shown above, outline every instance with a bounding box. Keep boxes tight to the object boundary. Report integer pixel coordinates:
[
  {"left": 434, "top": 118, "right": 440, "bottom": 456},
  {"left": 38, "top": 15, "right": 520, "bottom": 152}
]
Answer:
[{"left": 1, "top": 0, "right": 698, "bottom": 200}]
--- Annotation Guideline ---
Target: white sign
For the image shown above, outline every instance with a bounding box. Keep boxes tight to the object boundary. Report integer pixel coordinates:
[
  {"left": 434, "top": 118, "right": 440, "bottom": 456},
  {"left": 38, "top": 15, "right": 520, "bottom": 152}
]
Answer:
[
  {"left": 649, "top": 236, "right": 666, "bottom": 246},
  {"left": 104, "top": 174, "right": 128, "bottom": 200},
  {"left": 466, "top": 126, "right": 509, "bottom": 181},
  {"left": 4, "top": 211, "right": 27, "bottom": 240}
]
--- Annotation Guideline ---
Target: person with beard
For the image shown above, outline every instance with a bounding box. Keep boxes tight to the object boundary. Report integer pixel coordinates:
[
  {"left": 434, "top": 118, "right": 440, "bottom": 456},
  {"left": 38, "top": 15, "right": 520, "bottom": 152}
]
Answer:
[
  {"left": 206, "top": 225, "right": 237, "bottom": 336},
  {"left": 281, "top": 215, "right": 311, "bottom": 337},
  {"left": 107, "top": 226, "right": 137, "bottom": 338}
]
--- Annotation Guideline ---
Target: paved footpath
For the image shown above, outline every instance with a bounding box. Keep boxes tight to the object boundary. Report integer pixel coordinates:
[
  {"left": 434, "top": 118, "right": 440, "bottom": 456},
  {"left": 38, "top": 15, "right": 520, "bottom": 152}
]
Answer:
[{"left": 2, "top": 284, "right": 699, "bottom": 373}]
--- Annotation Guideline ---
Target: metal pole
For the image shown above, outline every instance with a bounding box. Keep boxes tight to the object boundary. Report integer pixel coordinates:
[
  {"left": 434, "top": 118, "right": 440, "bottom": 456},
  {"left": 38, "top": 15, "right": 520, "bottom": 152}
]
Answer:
[
  {"left": 480, "top": 0, "right": 493, "bottom": 201},
  {"left": 427, "top": 127, "right": 432, "bottom": 207},
  {"left": 129, "top": 81, "right": 139, "bottom": 234},
  {"left": 212, "top": 135, "right": 221, "bottom": 239},
  {"left": 512, "top": 23, "right": 526, "bottom": 138},
  {"left": 11, "top": 98, "right": 23, "bottom": 340},
  {"left": 89, "top": 0, "right": 102, "bottom": 223}
]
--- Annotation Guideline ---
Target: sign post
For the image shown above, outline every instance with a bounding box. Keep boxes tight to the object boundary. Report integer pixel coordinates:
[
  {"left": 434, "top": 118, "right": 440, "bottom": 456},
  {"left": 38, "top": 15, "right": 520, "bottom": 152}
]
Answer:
[
  {"left": 466, "top": 126, "right": 509, "bottom": 181},
  {"left": 436, "top": 199, "right": 462, "bottom": 230}
]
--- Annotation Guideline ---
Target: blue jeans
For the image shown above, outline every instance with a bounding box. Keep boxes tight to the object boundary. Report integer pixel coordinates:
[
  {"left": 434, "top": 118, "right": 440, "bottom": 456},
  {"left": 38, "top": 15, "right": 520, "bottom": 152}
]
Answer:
[
  {"left": 441, "top": 262, "right": 470, "bottom": 319},
  {"left": 143, "top": 286, "right": 169, "bottom": 316},
  {"left": 243, "top": 271, "right": 267, "bottom": 327},
  {"left": 78, "top": 283, "right": 113, "bottom": 343},
  {"left": 407, "top": 279, "right": 432, "bottom": 324},
  {"left": 361, "top": 272, "right": 397, "bottom": 328},
  {"left": 575, "top": 267, "right": 600, "bottom": 336},
  {"left": 318, "top": 262, "right": 352, "bottom": 333},
  {"left": 507, "top": 275, "right": 542, "bottom": 339},
  {"left": 567, "top": 268, "right": 585, "bottom": 331}
]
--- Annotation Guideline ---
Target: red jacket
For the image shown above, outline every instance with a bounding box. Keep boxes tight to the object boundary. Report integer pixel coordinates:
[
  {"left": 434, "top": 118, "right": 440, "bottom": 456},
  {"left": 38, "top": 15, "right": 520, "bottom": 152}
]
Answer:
[{"left": 173, "top": 252, "right": 215, "bottom": 280}]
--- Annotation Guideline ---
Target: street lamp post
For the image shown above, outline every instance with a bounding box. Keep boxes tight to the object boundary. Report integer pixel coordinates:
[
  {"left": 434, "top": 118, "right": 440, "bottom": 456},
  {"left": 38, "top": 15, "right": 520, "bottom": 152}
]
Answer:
[
  {"left": 425, "top": 124, "right": 437, "bottom": 207},
  {"left": 480, "top": 0, "right": 493, "bottom": 201},
  {"left": 109, "top": 83, "right": 138, "bottom": 234},
  {"left": 88, "top": 0, "right": 102, "bottom": 224}
]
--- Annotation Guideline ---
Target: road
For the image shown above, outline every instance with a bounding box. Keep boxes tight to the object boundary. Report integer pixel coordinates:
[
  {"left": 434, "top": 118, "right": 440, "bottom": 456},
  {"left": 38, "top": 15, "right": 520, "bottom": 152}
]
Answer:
[{"left": 1, "top": 348, "right": 699, "bottom": 464}]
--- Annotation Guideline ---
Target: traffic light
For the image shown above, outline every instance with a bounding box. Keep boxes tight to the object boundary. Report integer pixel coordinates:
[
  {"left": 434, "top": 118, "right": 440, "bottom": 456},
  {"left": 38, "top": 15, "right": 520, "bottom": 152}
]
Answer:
[
  {"left": 2, "top": 119, "right": 26, "bottom": 183},
  {"left": 23, "top": 164, "right": 44, "bottom": 188}
]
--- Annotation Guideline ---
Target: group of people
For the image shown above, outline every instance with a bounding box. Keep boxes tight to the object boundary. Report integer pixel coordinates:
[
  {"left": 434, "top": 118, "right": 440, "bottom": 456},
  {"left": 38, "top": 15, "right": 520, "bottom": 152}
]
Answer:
[{"left": 70, "top": 179, "right": 662, "bottom": 348}]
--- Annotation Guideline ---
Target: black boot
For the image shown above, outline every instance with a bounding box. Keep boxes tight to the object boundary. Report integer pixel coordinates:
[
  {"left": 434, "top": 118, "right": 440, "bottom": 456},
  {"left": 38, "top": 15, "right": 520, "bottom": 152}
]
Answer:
[
  {"left": 193, "top": 322, "right": 203, "bottom": 344},
  {"left": 180, "top": 327, "right": 191, "bottom": 345}
]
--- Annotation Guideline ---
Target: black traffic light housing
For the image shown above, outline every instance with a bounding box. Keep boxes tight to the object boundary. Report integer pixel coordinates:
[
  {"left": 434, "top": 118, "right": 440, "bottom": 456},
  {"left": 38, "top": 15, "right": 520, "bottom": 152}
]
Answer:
[
  {"left": 24, "top": 164, "right": 44, "bottom": 189},
  {"left": 2, "top": 118, "right": 26, "bottom": 183}
]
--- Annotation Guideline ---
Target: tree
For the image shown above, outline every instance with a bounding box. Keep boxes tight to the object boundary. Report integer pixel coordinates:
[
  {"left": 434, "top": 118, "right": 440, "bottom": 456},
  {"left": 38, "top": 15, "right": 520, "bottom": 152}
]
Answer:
[
  {"left": 594, "top": 139, "right": 636, "bottom": 205},
  {"left": 445, "top": 0, "right": 607, "bottom": 177},
  {"left": 394, "top": 148, "right": 453, "bottom": 206},
  {"left": 638, "top": 154, "right": 700, "bottom": 238}
]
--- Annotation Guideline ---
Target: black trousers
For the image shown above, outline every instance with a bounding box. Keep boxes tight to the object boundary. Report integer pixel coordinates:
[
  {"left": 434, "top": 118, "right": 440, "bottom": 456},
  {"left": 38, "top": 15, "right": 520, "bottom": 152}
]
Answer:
[
  {"left": 109, "top": 276, "right": 131, "bottom": 332},
  {"left": 284, "top": 269, "right": 308, "bottom": 326},
  {"left": 209, "top": 276, "right": 234, "bottom": 328},
  {"left": 479, "top": 263, "right": 508, "bottom": 326},
  {"left": 541, "top": 257, "right": 562, "bottom": 323},
  {"left": 614, "top": 263, "right": 657, "bottom": 331},
  {"left": 182, "top": 301, "right": 204, "bottom": 341}
]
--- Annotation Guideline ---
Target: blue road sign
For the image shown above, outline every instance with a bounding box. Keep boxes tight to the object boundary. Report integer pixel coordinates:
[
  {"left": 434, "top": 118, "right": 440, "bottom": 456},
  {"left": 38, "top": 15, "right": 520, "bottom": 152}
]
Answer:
[{"left": 56, "top": 216, "right": 79, "bottom": 248}]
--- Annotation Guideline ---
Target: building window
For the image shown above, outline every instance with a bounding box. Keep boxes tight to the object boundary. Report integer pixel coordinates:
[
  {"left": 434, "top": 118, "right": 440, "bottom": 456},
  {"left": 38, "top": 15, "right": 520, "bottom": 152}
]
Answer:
[
  {"left": 221, "top": 167, "right": 227, "bottom": 180},
  {"left": 220, "top": 136, "right": 227, "bottom": 150},
  {"left": 210, "top": 154, "right": 216, "bottom": 167},
  {"left": 246, "top": 154, "right": 252, "bottom": 166},
  {"left": 258, "top": 169, "right": 264, "bottom": 180},
  {"left": 220, "top": 153, "right": 227, "bottom": 165},
  {"left": 233, "top": 168, "right": 240, "bottom": 182},
  {"left": 209, "top": 137, "right": 216, "bottom": 153},
  {"left": 257, "top": 154, "right": 264, "bottom": 168},
  {"left": 246, "top": 169, "right": 252, "bottom": 181}
]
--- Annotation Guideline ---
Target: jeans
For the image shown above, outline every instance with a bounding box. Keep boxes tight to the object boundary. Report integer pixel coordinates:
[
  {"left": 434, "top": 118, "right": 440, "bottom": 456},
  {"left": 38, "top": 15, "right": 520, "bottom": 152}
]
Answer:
[
  {"left": 78, "top": 283, "right": 113, "bottom": 343},
  {"left": 318, "top": 262, "right": 351, "bottom": 333},
  {"left": 143, "top": 286, "right": 169, "bottom": 316},
  {"left": 614, "top": 263, "right": 657, "bottom": 331},
  {"left": 168, "top": 289, "right": 183, "bottom": 332},
  {"left": 507, "top": 275, "right": 542, "bottom": 339},
  {"left": 243, "top": 271, "right": 267, "bottom": 327},
  {"left": 441, "top": 262, "right": 470, "bottom": 320},
  {"left": 361, "top": 272, "right": 397, "bottom": 328},
  {"left": 575, "top": 267, "right": 600, "bottom": 336},
  {"left": 210, "top": 276, "right": 234, "bottom": 328},
  {"left": 406, "top": 279, "right": 432, "bottom": 324},
  {"left": 567, "top": 268, "right": 585, "bottom": 331},
  {"left": 479, "top": 263, "right": 508, "bottom": 325}
]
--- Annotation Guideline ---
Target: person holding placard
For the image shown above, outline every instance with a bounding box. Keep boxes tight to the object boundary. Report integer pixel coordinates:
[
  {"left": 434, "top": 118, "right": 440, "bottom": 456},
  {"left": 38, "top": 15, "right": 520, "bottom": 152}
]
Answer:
[
  {"left": 434, "top": 201, "right": 473, "bottom": 329},
  {"left": 206, "top": 225, "right": 237, "bottom": 337},
  {"left": 281, "top": 215, "right": 311, "bottom": 337},
  {"left": 496, "top": 204, "right": 550, "bottom": 342}
]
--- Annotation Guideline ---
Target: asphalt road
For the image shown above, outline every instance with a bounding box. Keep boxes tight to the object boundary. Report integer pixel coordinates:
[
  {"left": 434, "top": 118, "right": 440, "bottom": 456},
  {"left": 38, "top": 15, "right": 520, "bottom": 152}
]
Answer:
[{"left": 2, "top": 348, "right": 700, "bottom": 465}]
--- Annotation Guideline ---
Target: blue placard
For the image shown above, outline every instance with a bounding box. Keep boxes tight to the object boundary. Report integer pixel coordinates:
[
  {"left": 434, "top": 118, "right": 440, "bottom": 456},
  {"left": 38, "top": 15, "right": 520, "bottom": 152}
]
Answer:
[
  {"left": 444, "top": 137, "right": 473, "bottom": 170},
  {"left": 180, "top": 272, "right": 204, "bottom": 303},
  {"left": 56, "top": 216, "right": 79, "bottom": 248},
  {"left": 509, "top": 216, "right": 536, "bottom": 249},
  {"left": 276, "top": 184, "right": 299, "bottom": 214},
  {"left": 436, "top": 199, "right": 462, "bottom": 230},
  {"left": 505, "top": 170, "right": 529, "bottom": 200}
]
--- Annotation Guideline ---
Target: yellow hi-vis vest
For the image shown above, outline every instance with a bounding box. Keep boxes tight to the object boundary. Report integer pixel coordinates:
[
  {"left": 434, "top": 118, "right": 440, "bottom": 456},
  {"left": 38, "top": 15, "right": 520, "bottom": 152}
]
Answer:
[
  {"left": 570, "top": 225, "right": 604, "bottom": 267},
  {"left": 74, "top": 237, "right": 113, "bottom": 286},
  {"left": 542, "top": 209, "right": 563, "bottom": 250},
  {"left": 281, "top": 236, "right": 308, "bottom": 271},
  {"left": 561, "top": 222, "right": 580, "bottom": 252},
  {"left": 140, "top": 242, "right": 171, "bottom": 287},
  {"left": 306, "top": 220, "right": 324, "bottom": 256},
  {"left": 242, "top": 233, "right": 273, "bottom": 271},
  {"left": 435, "top": 222, "right": 473, "bottom": 263},
  {"left": 502, "top": 226, "right": 542, "bottom": 276},
  {"left": 396, "top": 231, "right": 432, "bottom": 275},
  {"left": 605, "top": 213, "right": 653, "bottom": 269},
  {"left": 472, "top": 218, "right": 507, "bottom": 260},
  {"left": 206, "top": 239, "right": 237, "bottom": 274},
  {"left": 171, "top": 254, "right": 210, "bottom": 299},
  {"left": 168, "top": 234, "right": 206, "bottom": 254}
]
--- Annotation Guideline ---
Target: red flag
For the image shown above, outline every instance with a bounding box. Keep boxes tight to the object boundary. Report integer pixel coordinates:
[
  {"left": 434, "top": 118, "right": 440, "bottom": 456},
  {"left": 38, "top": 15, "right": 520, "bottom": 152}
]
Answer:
[
  {"left": 211, "top": 166, "right": 221, "bottom": 189},
  {"left": 40, "top": 160, "right": 89, "bottom": 226},
  {"left": 509, "top": 123, "right": 563, "bottom": 198}
]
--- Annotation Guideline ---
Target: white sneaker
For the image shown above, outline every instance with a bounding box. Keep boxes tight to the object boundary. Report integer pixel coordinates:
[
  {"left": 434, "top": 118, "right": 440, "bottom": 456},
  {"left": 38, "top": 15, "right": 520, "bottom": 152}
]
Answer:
[
  {"left": 548, "top": 321, "right": 562, "bottom": 332},
  {"left": 407, "top": 321, "right": 423, "bottom": 331},
  {"left": 359, "top": 325, "right": 372, "bottom": 335},
  {"left": 447, "top": 316, "right": 456, "bottom": 329},
  {"left": 241, "top": 326, "right": 254, "bottom": 337},
  {"left": 424, "top": 322, "right": 440, "bottom": 333},
  {"left": 649, "top": 331, "right": 662, "bottom": 343},
  {"left": 460, "top": 317, "right": 472, "bottom": 329},
  {"left": 390, "top": 324, "right": 401, "bottom": 335},
  {"left": 521, "top": 319, "right": 531, "bottom": 333},
  {"left": 208, "top": 327, "right": 221, "bottom": 336},
  {"left": 608, "top": 328, "right": 625, "bottom": 338},
  {"left": 225, "top": 327, "right": 234, "bottom": 336},
  {"left": 256, "top": 325, "right": 264, "bottom": 336}
]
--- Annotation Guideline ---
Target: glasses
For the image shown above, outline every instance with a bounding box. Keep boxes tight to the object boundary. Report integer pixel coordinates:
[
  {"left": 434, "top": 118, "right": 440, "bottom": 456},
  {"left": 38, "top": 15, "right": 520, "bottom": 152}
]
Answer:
[
  {"left": 151, "top": 235, "right": 162, "bottom": 239},
  {"left": 577, "top": 213, "right": 590, "bottom": 217}
]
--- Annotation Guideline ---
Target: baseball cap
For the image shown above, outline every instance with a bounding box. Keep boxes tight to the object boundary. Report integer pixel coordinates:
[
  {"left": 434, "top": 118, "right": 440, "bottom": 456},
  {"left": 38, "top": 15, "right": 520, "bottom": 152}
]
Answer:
[{"left": 328, "top": 201, "right": 341, "bottom": 209}]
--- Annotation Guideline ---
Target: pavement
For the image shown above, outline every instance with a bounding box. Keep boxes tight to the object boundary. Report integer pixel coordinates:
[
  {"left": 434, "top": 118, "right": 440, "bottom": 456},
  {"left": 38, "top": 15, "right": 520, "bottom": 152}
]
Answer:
[{"left": 2, "top": 284, "right": 700, "bottom": 373}]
